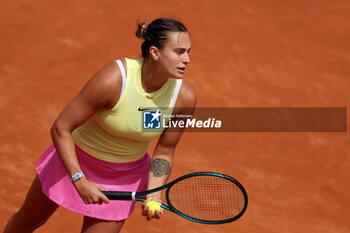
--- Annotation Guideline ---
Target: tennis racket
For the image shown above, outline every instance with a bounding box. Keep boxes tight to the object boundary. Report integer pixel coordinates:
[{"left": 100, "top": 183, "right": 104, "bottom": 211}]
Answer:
[{"left": 102, "top": 171, "right": 248, "bottom": 224}]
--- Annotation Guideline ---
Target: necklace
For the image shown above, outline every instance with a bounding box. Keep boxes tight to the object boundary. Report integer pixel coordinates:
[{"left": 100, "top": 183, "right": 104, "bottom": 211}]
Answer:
[{"left": 145, "top": 93, "right": 153, "bottom": 99}]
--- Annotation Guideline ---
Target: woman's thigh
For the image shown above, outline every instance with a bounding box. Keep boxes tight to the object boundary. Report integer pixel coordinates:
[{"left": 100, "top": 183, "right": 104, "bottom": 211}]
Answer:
[{"left": 81, "top": 216, "right": 125, "bottom": 233}]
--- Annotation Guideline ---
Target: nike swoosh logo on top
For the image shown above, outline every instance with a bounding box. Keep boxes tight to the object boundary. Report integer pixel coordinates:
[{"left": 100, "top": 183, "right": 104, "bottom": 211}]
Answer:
[{"left": 138, "top": 107, "right": 152, "bottom": 111}]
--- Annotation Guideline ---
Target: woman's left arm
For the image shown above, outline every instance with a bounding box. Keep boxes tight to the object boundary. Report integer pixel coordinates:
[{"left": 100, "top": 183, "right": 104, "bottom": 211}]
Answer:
[{"left": 143, "top": 80, "right": 196, "bottom": 220}]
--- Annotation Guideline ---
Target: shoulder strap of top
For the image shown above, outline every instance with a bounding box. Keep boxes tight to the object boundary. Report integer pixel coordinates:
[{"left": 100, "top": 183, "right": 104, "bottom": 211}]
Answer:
[
  {"left": 115, "top": 59, "right": 127, "bottom": 98},
  {"left": 171, "top": 79, "right": 183, "bottom": 109}
]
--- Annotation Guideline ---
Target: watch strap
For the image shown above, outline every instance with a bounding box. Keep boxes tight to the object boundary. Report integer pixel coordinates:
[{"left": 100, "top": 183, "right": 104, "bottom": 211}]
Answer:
[{"left": 70, "top": 171, "right": 85, "bottom": 183}]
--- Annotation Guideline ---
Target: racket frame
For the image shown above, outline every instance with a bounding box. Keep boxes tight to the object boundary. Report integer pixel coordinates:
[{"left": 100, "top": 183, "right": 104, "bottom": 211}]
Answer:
[{"left": 102, "top": 171, "right": 248, "bottom": 224}]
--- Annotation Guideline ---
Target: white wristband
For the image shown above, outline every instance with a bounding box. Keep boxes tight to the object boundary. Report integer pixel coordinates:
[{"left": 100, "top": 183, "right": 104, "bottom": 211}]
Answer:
[{"left": 70, "top": 171, "right": 85, "bottom": 183}]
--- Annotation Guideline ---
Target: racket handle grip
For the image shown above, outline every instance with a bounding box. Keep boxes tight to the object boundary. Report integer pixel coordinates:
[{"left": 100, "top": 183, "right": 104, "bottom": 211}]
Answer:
[{"left": 102, "top": 191, "right": 133, "bottom": 200}]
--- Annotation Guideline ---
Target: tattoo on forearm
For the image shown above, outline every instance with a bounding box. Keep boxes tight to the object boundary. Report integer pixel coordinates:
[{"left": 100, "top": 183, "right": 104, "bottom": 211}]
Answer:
[{"left": 150, "top": 158, "right": 171, "bottom": 177}]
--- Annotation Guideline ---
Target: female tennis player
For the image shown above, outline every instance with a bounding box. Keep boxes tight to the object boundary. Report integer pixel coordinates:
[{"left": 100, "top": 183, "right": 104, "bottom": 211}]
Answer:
[{"left": 3, "top": 18, "right": 195, "bottom": 233}]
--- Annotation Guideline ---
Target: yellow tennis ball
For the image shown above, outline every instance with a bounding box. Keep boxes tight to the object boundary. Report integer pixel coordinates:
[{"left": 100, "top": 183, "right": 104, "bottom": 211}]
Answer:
[{"left": 145, "top": 200, "right": 161, "bottom": 216}]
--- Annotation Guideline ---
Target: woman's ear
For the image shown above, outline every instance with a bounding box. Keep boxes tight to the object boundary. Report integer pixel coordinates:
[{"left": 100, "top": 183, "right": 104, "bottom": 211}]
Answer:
[{"left": 149, "top": 46, "right": 160, "bottom": 61}]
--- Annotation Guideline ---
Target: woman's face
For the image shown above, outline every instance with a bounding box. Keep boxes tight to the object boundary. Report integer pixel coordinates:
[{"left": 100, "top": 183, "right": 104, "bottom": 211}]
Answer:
[{"left": 157, "top": 31, "right": 192, "bottom": 79}]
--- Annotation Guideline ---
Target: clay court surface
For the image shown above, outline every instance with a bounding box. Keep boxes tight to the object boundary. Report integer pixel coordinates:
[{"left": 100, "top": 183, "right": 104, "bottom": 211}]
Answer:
[{"left": 1, "top": 0, "right": 349, "bottom": 232}]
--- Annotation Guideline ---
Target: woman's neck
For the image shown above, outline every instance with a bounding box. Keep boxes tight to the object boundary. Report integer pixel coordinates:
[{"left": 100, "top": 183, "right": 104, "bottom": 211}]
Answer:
[{"left": 141, "top": 58, "right": 168, "bottom": 93}]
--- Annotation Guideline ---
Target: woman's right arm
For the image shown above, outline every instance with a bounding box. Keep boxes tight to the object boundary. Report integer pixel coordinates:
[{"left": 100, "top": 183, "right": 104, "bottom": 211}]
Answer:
[{"left": 50, "top": 61, "right": 123, "bottom": 205}]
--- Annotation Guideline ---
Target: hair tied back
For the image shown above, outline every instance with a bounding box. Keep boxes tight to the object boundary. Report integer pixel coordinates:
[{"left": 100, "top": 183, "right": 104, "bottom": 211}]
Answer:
[
  {"left": 136, "top": 18, "right": 188, "bottom": 59},
  {"left": 136, "top": 22, "right": 148, "bottom": 39}
]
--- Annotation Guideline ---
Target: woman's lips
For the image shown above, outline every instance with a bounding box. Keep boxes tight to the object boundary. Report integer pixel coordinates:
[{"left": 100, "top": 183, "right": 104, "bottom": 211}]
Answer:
[{"left": 177, "top": 67, "right": 186, "bottom": 74}]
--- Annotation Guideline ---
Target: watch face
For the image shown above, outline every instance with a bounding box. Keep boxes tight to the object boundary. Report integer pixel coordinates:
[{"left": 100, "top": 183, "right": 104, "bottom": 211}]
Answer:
[{"left": 71, "top": 171, "right": 84, "bottom": 182}]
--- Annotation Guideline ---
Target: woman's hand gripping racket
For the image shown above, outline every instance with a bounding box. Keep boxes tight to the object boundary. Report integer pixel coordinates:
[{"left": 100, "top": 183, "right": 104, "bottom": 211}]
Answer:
[{"left": 102, "top": 172, "right": 248, "bottom": 224}]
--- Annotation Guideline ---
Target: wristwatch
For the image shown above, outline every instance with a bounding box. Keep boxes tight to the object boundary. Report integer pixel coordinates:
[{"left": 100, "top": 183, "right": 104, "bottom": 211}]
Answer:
[{"left": 70, "top": 171, "right": 85, "bottom": 183}]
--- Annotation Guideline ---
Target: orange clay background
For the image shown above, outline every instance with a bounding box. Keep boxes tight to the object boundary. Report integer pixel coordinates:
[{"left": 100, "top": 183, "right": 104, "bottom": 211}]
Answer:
[{"left": 0, "top": 0, "right": 349, "bottom": 232}]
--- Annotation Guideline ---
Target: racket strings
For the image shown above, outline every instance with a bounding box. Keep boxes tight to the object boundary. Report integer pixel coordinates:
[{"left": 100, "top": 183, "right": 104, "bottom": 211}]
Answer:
[{"left": 168, "top": 176, "right": 245, "bottom": 221}]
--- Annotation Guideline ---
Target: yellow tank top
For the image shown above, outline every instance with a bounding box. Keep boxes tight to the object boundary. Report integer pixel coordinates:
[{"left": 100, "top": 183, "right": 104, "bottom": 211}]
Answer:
[{"left": 72, "top": 58, "right": 182, "bottom": 163}]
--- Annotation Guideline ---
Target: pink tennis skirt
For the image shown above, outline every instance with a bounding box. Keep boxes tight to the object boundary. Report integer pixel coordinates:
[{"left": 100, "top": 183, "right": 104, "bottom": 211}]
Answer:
[{"left": 36, "top": 144, "right": 151, "bottom": 221}]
